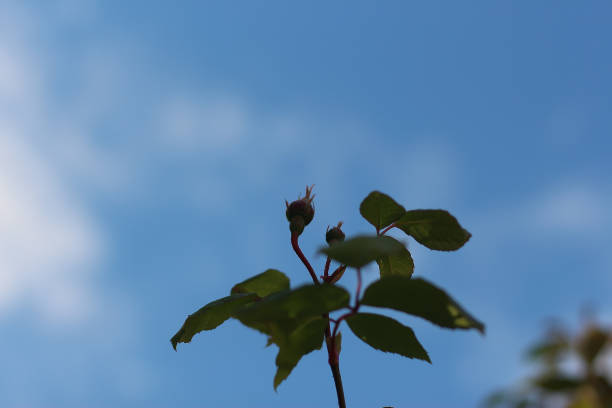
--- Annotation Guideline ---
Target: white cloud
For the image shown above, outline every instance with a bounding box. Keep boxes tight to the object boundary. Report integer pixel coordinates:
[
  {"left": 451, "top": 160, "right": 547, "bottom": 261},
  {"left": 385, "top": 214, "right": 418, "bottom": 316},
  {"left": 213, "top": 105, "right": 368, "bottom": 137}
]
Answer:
[
  {"left": 55, "top": 0, "right": 98, "bottom": 24},
  {"left": 0, "top": 0, "right": 335, "bottom": 327},
  {"left": 0, "top": 128, "right": 103, "bottom": 323},
  {"left": 394, "top": 140, "right": 462, "bottom": 206},
  {"left": 0, "top": 5, "right": 160, "bottom": 401},
  {"left": 0, "top": 46, "right": 35, "bottom": 108},
  {"left": 0, "top": 4, "right": 104, "bottom": 324},
  {"left": 529, "top": 182, "right": 609, "bottom": 235},
  {"left": 159, "top": 94, "right": 249, "bottom": 152},
  {"left": 0, "top": 1, "right": 319, "bottom": 325},
  {"left": 470, "top": 180, "right": 611, "bottom": 250}
]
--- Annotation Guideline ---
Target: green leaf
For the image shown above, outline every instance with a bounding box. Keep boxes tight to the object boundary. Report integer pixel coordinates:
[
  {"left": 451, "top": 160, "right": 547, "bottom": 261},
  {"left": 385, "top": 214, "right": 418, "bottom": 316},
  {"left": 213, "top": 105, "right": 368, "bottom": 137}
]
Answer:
[
  {"left": 514, "top": 400, "right": 530, "bottom": 408},
  {"left": 482, "top": 391, "right": 530, "bottom": 408},
  {"left": 319, "top": 235, "right": 406, "bottom": 268},
  {"left": 234, "top": 314, "right": 307, "bottom": 351},
  {"left": 346, "top": 313, "right": 430, "bottom": 363},
  {"left": 395, "top": 210, "right": 471, "bottom": 251},
  {"left": 577, "top": 326, "right": 610, "bottom": 364},
  {"left": 376, "top": 236, "right": 414, "bottom": 278},
  {"left": 359, "top": 191, "right": 406, "bottom": 230},
  {"left": 525, "top": 340, "right": 568, "bottom": 362},
  {"left": 171, "top": 293, "right": 257, "bottom": 350},
  {"left": 236, "top": 285, "right": 347, "bottom": 356},
  {"left": 231, "top": 269, "right": 290, "bottom": 298},
  {"left": 533, "top": 375, "right": 582, "bottom": 392},
  {"left": 361, "top": 276, "right": 485, "bottom": 334},
  {"left": 230, "top": 269, "right": 290, "bottom": 339},
  {"left": 236, "top": 284, "right": 349, "bottom": 325},
  {"left": 233, "top": 314, "right": 279, "bottom": 344},
  {"left": 481, "top": 391, "right": 508, "bottom": 408},
  {"left": 274, "top": 317, "right": 327, "bottom": 389}
]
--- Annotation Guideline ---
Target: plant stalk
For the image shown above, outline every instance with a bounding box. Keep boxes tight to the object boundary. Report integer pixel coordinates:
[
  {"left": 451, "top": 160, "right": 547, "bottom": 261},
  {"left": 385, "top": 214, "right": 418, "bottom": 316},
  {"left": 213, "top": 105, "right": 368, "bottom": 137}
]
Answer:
[
  {"left": 379, "top": 223, "right": 396, "bottom": 235},
  {"left": 291, "top": 232, "right": 346, "bottom": 407},
  {"left": 330, "top": 360, "right": 346, "bottom": 408},
  {"left": 325, "top": 323, "right": 346, "bottom": 408},
  {"left": 323, "top": 256, "right": 332, "bottom": 281},
  {"left": 291, "top": 232, "right": 320, "bottom": 285}
]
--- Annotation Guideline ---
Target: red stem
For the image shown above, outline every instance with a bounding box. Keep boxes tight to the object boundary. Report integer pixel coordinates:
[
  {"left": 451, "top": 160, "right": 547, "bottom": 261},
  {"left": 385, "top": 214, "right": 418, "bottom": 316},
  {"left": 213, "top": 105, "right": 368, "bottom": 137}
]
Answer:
[
  {"left": 329, "top": 265, "right": 347, "bottom": 284},
  {"left": 325, "top": 322, "right": 346, "bottom": 408},
  {"left": 354, "top": 268, "right": 362, "bottom": 307},
  {"left": 332, "top": 311, "right": 353, "bottom": 339},
  {"left": 291, "top": 232, "right": 319, "bottom": 285},
  {"left": 323, "top": 256, "right": 332, "bottom": 281},
  {"left": 380, "top": 223, "right": 396, "bottom": 235},
  {"left": 329, "top": 361, "right": 346, "bottom": 408},
  {"left": 332, "top": 268, "right": 364, "bottom": 340},
  {"left": 289, "top": 231, "right": 344, "bottom": 407}
]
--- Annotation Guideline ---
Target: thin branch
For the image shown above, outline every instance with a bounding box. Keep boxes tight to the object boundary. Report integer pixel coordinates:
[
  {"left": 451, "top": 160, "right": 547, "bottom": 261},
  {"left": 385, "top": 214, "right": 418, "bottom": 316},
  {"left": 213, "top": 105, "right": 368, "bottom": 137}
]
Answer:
[
  {"left": 354, "top": 268, "right": 362, "bottom": 308},
  {"left": 323, "top": 256, "right": 332, "bottom": 281},
  {"left": 329, "top": 361, "right": 346, "bottom": 408},
  {"left": 290, "top": 229, "right": 345, "bottom": 406},
  {"left": 291, "top": 232, "right": 319, "bottom": 285},
  {"left": 332, "top": 311, "right": 353, "bottom": 339},
  {"left": 332, "top": 268, "right": 364, "bottom": 341},
  {"left": 380, "top": 222, "right": 396, "bottom": 236},
  {"left": 329, "top": 265, "right": 347, "bottom": 284},
  {"left": 324, "top": 320, "right": 346, "bottom": 408}
]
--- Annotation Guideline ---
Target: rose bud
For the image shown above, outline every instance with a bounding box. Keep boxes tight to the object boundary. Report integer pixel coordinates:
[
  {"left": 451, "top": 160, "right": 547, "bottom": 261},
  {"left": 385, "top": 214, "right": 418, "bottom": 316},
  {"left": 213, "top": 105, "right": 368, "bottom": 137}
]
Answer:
[
  {"left": 285, "top": 185, "right": 315, "bottom": 235},
  {"left": 326, "top": 222, "right": 345, "bottom": 245}
]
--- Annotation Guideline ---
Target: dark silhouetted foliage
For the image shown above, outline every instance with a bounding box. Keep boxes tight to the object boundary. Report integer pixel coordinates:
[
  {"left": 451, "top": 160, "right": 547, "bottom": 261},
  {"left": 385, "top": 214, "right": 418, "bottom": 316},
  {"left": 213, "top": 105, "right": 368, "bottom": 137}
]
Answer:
[{"left": 171, "top": 187, "right": 482, "bottom": 407}]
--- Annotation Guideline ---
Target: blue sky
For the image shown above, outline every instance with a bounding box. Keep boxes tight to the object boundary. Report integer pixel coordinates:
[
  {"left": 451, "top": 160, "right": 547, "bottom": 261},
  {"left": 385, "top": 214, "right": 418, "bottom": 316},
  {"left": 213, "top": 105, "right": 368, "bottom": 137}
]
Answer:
[{"left": 1, "top": 1, "right": 611, "bottom": 407}]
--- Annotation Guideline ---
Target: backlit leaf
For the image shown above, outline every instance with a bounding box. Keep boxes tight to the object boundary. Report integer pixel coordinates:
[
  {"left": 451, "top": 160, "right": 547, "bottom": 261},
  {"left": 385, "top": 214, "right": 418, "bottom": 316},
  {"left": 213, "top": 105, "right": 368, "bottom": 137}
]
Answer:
[
  {"left": 171, "top": 293, "right": 257, "bottom": 350},
  {"left": 274, "top": 318, "right": 327, "bottom": 389},
  {"left": 236, "top": 284, "right": 349, "bottom": 325},
  {"left": 361, "top": 276, "right": 484, "bottom": 334},
  {"left": 346, "top": 313, "right": 430, "bottom": 362},
  {"left": 376, "top": 236, "right": 414, "bottom": 278},
  {"left": 231, "top": 269, "right": 290, "bottom": 298},
  {"left": 359, "top": 191, "right": 406, "bottom": 230},
  {"left": 319, "top": 235, "right": 405, "bottom": 268},
  {"left": 533, "top": 375, "right": 582, "bottom": 392},
  {"left": 395, "top": 210, "right": 471, "bottom": 251}
]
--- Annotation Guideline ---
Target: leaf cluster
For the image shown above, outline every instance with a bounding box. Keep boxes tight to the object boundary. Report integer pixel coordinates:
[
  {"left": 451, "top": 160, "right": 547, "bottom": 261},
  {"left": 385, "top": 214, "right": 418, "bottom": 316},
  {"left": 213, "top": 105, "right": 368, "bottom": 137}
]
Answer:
[{"left": 171, "top": 189, "right": 483, "bottom": 401}]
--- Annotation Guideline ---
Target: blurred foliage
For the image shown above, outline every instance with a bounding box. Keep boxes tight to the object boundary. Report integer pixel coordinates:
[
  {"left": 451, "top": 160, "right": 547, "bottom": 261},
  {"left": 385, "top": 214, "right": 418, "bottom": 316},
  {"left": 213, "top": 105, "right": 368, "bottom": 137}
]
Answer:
[{"left": 484, "top": 317, "right": 612, "bottom": 408}]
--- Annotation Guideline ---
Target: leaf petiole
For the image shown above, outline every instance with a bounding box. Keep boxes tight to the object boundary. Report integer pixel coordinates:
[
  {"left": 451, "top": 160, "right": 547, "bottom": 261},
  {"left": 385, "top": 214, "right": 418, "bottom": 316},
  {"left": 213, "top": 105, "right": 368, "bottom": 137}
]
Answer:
[{"left": 379, "top": 222, "right": 396, "bottom": 236}]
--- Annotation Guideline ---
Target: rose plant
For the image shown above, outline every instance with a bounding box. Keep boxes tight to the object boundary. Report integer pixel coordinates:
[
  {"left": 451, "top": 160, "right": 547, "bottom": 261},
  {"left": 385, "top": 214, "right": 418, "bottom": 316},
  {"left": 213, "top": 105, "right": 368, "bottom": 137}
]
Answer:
[{"left": 171, "top": 186, "right": 484, "bottom": 407}]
